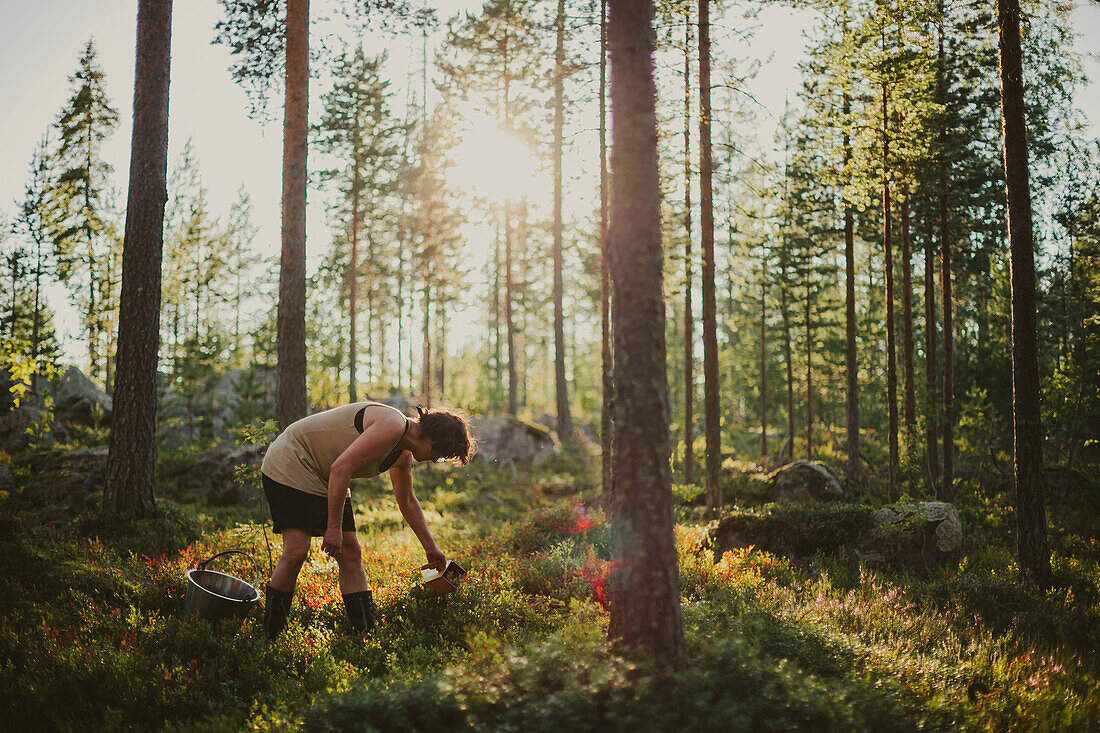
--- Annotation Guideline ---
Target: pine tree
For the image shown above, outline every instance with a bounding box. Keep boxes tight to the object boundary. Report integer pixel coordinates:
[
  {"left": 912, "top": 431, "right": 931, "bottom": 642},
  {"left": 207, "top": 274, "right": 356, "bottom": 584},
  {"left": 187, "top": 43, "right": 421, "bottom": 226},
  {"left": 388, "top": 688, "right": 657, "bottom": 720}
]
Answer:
[
  {"left": 552, "top": 0, "right": 575, "bottom": 445},
  {"left": 605, "top": 0, "right": 684, "bottom": 664},
  {"left": 15, "top": 135, "right": 62, "bottom": 392},
  {"left": 47, "top": 40, "right": 120, "bottom": 387},
  {"left": 104, "top": 0, "right": 172, "bottom": 518},
  {"left": 997, "top": 0, "right": 1049, "bottom": 586},
  {"left": 599, "top": 0, "right": 613, "bottom": 498},
  {"left": 698, "top": 0, "right": 720, "bottom": 510},
  {"left": 315, "top": 47, "right": 402, "bottom": 400}
]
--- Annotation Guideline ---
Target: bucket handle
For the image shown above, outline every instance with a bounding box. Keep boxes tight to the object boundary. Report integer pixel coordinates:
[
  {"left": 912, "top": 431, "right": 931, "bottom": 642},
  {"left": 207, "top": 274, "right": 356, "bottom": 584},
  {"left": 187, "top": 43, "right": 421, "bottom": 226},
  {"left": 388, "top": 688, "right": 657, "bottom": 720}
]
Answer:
[{"left": 196, "top": 550, "right": 261, "bottom": 590}]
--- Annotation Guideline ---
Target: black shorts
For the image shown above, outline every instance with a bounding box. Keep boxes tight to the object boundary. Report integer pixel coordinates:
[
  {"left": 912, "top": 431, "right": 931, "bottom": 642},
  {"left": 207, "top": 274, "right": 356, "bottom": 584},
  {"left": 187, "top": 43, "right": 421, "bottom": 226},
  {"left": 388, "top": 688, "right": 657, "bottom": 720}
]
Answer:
[{"left": 262, "top": 473, "right": 355, "bottom": 536}]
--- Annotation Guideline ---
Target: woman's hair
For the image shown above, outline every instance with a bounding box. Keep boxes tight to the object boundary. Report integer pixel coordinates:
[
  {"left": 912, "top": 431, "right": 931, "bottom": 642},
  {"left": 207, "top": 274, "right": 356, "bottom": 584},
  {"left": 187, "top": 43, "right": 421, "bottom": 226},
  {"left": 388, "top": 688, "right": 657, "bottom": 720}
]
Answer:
[{"left": 417, "top": 407, "right": 477, "bottom": 465}]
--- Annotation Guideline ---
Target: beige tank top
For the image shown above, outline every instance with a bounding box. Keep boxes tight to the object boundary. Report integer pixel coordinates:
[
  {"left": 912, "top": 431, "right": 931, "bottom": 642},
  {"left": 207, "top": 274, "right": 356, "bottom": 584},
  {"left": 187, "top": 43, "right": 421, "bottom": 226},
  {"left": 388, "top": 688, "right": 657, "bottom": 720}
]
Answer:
[{"left": 261, "top": 402, "right": 408, "bottom": 497}]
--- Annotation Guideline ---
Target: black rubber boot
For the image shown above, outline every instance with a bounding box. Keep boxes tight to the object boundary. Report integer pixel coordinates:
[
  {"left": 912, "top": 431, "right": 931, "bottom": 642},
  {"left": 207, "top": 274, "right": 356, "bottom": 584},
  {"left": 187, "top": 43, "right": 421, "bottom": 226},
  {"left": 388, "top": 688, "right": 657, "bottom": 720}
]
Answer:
[
  {"left": 263, "top": 584, "right": 294, "bottom": 640},
  {"left": 342, "top": 590, "right": 375, "bottom": 634}
]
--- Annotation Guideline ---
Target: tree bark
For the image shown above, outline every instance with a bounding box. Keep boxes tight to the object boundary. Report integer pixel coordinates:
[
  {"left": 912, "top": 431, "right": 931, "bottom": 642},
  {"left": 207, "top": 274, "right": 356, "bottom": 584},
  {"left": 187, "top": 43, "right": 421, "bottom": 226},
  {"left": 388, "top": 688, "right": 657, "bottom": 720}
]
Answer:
[
  {"left": 924, "top": 222, "right": 939, "bottom": 494},
  {"left": 104, "top": 0, "right": 172, "bottom": 518},
  {"left": 606, "top": 0, "right": 684, "bottom": 664},
  {"left": 997, "top": 0, "right": 1050, "bottom": 585},
  {"left": 804, "top": 273, "right": 813, "bottom": 460},
  {"left": 882, "top": 60, "right": 899, "bottom": 494},
  {"left": 901, "top": 183, "right": 916, "bottom": 435},
  {"left": 599, "top": 0, "right": 613, "bottom": 500},
  {"left": 698, "top": 0, "right": 720, "bottom": 510},
  {"left": 938, "top": 12, "right": 954, "bottom": 501},
  {"left": 760, "top": 248, "right": 768, "bottom": 459},
  {"left": 781, "top": 265, "right": 794, "bottom": 463},
  {"left": 505, "top": 201, "right": 517, "bottom": 416},
  {"left": 276, "top": 0, "right": 309, "bottom": 429},
  {"left": 348, "top": 127, "right": 361, "bottom": 403},
  {"left": 423, "top": 275, "right": 432, "bottom": 407},
  {"left": 682, "top": 3, "right": 694, "bottom": 486},
  {"left": 553, "top": 0, "right": 573, "bottom": 443},
  {"left": 843, "top": 88, "right": 859, "bottom": 484}
]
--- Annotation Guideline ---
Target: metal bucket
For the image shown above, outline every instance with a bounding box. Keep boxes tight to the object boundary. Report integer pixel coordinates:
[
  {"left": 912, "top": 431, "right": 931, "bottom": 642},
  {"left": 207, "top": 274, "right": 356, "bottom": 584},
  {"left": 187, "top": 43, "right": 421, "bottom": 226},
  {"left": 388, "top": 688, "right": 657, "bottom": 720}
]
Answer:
[{"left": 184, "top": 551, "right": 261, "bottom": 626}]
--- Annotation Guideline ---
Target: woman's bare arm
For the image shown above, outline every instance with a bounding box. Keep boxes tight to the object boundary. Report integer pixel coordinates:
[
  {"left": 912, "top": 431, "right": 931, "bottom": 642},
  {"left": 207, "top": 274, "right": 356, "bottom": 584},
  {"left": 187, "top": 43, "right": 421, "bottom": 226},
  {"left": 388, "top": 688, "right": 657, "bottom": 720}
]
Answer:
[{"left": 389, "top": 451, "right": 445, "bottom": 570}]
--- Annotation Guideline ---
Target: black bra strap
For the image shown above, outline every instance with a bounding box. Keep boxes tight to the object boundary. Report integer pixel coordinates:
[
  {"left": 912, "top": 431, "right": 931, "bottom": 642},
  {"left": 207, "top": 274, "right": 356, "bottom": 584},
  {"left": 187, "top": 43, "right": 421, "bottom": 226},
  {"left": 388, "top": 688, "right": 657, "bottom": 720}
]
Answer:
[{"left": 378, "top": 418, "right": 411, "bottom": 473}]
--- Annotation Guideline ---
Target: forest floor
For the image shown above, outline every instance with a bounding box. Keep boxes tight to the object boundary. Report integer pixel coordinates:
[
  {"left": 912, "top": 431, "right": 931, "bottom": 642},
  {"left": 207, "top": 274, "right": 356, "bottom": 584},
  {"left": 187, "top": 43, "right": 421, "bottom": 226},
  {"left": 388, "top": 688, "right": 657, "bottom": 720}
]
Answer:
[{"left": 1, "top": 437, "right": 1098, "bottom": 731}]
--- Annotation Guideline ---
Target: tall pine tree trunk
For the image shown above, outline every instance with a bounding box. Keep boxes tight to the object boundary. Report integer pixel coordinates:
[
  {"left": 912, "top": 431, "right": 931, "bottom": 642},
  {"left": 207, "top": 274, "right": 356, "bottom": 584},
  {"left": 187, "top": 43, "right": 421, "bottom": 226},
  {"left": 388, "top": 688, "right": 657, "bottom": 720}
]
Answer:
[
  {"left": 423, "top": 274, "right": 432, "bottom": 407},
  {"left": 901, "top": 183, "right": 916, "bottom": 435},
  {"left": 348, "top": 145, "right": 361, "bottom": 403},
  {"left": 924, "top": 228, "right": 940, "bottom": 493},
  {"left": 606, "top": 0, "right": 684, "bottom": 664},
  {"left": 781, "top": 273, "right": 794, "bottom": 463},
  {"left": 698, "top": 0, "right": 720, "bottom": 510},
  {"left": 492, "top": 215, "right": 502, "bottom": 411},
  {"left": 104, "top": 0, "right": 172, "bottom": 518},
  {"left": 84, "top": 138, "right": 100, "bottom": 387},
  {"left": 32, "top": 230, "right": 43, "bottom": 394},
  {"left": 997, "top": 0, "right": 1050, "bottom": 585},
  {"left": 505, "top": 202, "right": 518, "bottom": 416},
  {"left": 805, "top": 275, "right": 813, "bottom": 460},
  {"left": 682, "top": 4, "right": 694, "bottom": 485},
  {"left": 276, "top": 0, "right": 309, "bottom": 429},
  {"left": 882, "top": 62, "right": 899, "bottom": 493},
  {"left": 938, "top": 12, "right": 954, "bottom": 501},
  {"left": 760, "top": 249, "right": 768, "bottom": 458},
  {"left": 843, "top": 89, "right": 859, "bottom": 483},
  {"left": 599, "top": 0, "right": 613, "bottom": 499},
  {"left": 553, "top": 0, "right": 573, "bottom": 443}
]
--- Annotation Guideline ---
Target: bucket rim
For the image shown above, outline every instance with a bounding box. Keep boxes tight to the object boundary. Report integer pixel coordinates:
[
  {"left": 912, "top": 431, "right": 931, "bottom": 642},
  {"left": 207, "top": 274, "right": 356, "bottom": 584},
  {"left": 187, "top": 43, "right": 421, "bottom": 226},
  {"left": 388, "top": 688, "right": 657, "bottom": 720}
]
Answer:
[{"left": 186, "top": 568, "right": 261, "bottom": 604}]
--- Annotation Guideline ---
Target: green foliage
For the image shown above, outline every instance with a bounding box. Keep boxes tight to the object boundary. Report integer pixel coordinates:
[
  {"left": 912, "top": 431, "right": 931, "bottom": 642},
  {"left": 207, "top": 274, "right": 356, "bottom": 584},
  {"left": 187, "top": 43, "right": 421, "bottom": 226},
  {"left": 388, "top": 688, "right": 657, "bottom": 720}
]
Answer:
[
  {"left": 2, "top": 445, "right": 1099, "bottom": 730},
  {"left": 1, "top": 338, "right": 37, "bottom": 408}
]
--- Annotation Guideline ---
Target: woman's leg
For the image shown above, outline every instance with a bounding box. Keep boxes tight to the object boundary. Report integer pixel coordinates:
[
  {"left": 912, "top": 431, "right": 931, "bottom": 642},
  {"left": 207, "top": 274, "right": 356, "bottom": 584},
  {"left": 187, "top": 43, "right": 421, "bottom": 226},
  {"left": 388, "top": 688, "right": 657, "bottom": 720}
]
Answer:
[
  {"left": 337, "top": 531, "right": 374, "bottom": 632},
  {"left": 269, "top": 528, "right": 311, "bottom": 592},
  {"left": 335, "top": 531, "right": 368, "bottom": 594},
  {"left": 264, "top": 529, "right": 311, "bottom": 640}
]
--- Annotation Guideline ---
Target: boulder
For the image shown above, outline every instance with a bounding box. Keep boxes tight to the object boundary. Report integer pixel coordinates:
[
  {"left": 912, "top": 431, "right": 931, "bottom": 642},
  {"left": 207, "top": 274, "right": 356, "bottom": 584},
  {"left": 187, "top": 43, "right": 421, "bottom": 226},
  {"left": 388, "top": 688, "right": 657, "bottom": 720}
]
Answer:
[
  {"left": 473, "top": 416, "right": 557, "bottom": 466},
  {"left": 0, "top": 461, "right": 14, "bottom": 492},
  {"left": 187, "top": 444, "right": 265, "bottom": 506},
  {"left": 52, "top": 367, "right": 112, "bottom": 425},
  {"left": 707, "top": 503, "right": 869, "bottom": 561},
  {"left": 768, "top": 460, "right": 844, "bottom": 503},
  {"left": 0, "top": 401, "right": 68, "bottom": 452},
  {"left": 854, "top": 501, "right": 962, "bottom": 572}
]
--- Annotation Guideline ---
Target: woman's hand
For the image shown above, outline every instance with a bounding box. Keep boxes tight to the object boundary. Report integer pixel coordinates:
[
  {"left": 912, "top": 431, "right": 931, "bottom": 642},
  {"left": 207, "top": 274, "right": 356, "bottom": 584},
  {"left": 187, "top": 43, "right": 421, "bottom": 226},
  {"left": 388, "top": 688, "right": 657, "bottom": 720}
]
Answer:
[
  {"left": 322, "top": 527, "right": 343, "bottom": 559},
  {"left": 421, "top": 544, "right": 446, "bottom": 572}
]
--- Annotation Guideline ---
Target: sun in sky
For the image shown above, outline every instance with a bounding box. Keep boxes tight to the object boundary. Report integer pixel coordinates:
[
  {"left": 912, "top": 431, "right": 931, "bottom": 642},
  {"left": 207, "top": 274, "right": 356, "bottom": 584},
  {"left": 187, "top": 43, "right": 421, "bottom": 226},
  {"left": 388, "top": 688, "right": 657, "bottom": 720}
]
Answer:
[{"left": 447, "top": 112, "right": 542, "bottom": 205}]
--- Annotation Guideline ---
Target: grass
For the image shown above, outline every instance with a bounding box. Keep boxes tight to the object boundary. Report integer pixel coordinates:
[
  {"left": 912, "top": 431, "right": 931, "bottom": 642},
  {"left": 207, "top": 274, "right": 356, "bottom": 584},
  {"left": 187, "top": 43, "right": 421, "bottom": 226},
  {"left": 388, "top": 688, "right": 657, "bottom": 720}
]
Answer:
[{"left": 0, "top": 442, "right": 1098, "bottom": 731}]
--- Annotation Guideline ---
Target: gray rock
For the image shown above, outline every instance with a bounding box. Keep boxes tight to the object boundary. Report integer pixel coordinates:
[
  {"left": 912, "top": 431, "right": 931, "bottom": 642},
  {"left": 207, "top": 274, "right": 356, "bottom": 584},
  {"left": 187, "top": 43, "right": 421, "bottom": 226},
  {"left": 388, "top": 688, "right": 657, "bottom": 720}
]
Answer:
[
  {"left": 0, "top": 402, "right": 65, "bottom": 451},
  {"left": 768, "top": 460, "right": 844, "bottom": 503},
  {"left": 0, "top": 461, "right": 13, "bottom": 491},
  {"left": 188, "top": 444, "right": 265, "bottom": 506},
  {"left": 854, "top": 501, "right": 962, "bottom": 572},
  {"left": 473, "top": 416, "right": 557, "bottom": 466},
  {"left": 52, "top": 366, "right": 112, "bottom": 425}
]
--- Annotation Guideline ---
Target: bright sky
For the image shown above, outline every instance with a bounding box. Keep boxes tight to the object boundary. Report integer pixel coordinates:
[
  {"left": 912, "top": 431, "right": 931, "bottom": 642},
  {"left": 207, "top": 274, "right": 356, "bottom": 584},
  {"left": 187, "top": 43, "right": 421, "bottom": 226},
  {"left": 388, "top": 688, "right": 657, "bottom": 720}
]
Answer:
[{"left": 1, "top": 1, "right": 1098, "bottom": 364}]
